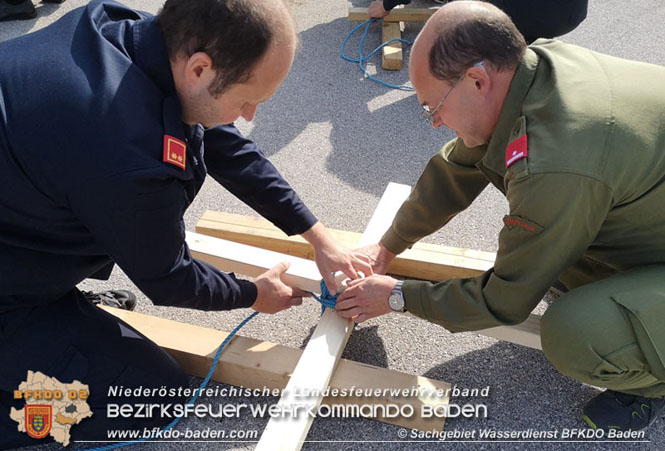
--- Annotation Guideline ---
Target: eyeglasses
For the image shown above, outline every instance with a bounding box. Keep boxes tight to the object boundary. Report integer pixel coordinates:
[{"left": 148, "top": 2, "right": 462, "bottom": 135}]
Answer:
[{"left": 421, "top": 61, "right": 485, "bottom": 124}]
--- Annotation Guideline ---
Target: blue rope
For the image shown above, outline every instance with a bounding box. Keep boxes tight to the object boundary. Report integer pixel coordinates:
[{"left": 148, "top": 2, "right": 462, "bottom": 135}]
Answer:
[
  {"left": 308, "top": 280, "right": 339, "bottom": 313},
  {"left": 86, "top": 280, "right": 341, "bottom": 450},
  {"left": 341, "top": 19, "right": 414, "bottom": 91},
  {"left": 309, "top": 281, "right": 357, "bottom": 329},
  {"left": 85, "top": 311, "right": 259, "bottom": 451}
]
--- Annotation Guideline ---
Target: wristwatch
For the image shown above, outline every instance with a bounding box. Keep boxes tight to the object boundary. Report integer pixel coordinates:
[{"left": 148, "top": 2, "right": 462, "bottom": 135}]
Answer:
[{"left": 388, "top": 280, "right": 406, "bottom": 312}]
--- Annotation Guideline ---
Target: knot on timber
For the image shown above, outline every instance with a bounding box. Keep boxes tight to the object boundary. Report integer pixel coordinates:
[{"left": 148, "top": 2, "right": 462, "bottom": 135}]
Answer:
[{"left": 309, "top": 280, "right": 339, "bottom": 313}]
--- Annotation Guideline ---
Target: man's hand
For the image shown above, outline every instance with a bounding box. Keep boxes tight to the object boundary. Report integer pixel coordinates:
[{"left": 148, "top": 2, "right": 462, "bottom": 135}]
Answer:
[
  {"left": 368, "top": 0, "right": 390, "bottom": 18},
  {"left": 354, "top": 242, "right": 397, "bottom": 275},
  {"left": 252, "top": 262, "right": 308, "bottom": 314},
  {"left": 301, "top": 222, "right": 373, "bottom": 294},
  {"left": 335, "top": 275, "right": 398, "bottom": 323}
]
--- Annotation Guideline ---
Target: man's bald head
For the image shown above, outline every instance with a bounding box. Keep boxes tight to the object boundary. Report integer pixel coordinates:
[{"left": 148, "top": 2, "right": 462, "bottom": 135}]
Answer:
[
  {"left": 158, "top": 0, "right": 296, "bottom": 96},
  {"left": 411, "top": 1, "right": 526, "bottom": 82}
]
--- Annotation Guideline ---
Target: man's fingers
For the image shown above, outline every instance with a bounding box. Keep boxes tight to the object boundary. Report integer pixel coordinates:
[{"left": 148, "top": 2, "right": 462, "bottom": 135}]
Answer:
[
  {"left": 335, "top": 290, "right": 352, "bottom": 303},
  {"left": 270, "top": 261, "right": 291, "bottom": 275},
  {"left": 337, "top": 306, "right": 363, "bottom": 319},
  {"left": 273, "top": 296, "right": 302, "bottom": 313},
  {"left": 342, "top": 264, "right": 359, "bottom": 281},
  {"left": 288, "top": 297, "right": 303, "bottom": 307},
  {"left": 352, "top": 257, "right": 374, "bottom": 276},
  {"left": 355, "top": 253, "right": 371, "bottom": 263},
  {"left": 335, "top": 296, "right": 357, "bottom": 311},
  {"left": 291, "top": 287, "right": 309, "bottom": 298},
  {"left": 345, "top": 278, "right": 364, "bottom": 288},
  {"left": 322, "top": 272, "right": 337, "bottom": 294}
]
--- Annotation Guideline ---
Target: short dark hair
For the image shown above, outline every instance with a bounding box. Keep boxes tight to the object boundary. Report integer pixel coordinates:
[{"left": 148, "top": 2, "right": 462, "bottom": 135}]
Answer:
[
  {"left": 428, "top": 3, "right": 526, "bottom": 81},
  {"left": 157, "top": 0, "right": 275, "bottom": 96}
]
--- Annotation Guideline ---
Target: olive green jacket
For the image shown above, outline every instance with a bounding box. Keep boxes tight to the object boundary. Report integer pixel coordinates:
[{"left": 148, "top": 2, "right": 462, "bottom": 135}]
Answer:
[{"left": 381, "top": 40, "right": 665, "bottom": 332}]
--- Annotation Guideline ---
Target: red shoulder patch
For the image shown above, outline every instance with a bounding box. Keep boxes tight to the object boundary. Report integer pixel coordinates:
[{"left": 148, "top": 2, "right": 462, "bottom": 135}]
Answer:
[
  {"left": 163, "top": 135, "right": 186, "bottom": 170},
  {"left": 505, "top": 134, "right": 528, "bottom": 168}
]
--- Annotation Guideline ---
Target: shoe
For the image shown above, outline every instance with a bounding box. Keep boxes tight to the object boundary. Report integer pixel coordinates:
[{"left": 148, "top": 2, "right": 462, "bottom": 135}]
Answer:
[
  {"left": 0, "top": 0, "right": 36, "bottom": 21},
  {"left": 83, "top": 290, "right": 137, "bottom": 311},
  {"left": 583, "top": 389, "right": 665, "bottom": 431}
]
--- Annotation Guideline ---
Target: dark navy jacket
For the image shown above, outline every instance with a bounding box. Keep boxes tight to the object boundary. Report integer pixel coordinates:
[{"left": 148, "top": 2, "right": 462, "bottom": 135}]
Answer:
[{"left": 0, "top": 1, "right": 317, "bottom": 312}]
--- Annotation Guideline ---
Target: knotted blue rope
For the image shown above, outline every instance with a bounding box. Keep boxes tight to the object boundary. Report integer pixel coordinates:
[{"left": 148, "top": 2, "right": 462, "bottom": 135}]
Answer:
[
  {"left": 309, "top": 280, "right": 358, "bottom": 330},
  {"left": 341, "top": 19, "right": 414, "bottom": 91},
  {"left": 308, "top": 279, "right": 340, "bottom": 313},
  {"left": 85, "top": 311, "right": 259, "bottom": 451}
]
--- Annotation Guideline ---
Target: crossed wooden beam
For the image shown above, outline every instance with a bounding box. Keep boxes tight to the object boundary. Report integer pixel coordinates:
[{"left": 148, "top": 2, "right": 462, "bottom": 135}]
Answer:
[{"left": 104, "top": 183, "right": 541, "bottom": 450}]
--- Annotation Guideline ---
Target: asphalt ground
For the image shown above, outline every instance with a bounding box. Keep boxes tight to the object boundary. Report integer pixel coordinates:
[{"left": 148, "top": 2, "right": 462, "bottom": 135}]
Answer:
[{"left": 2, "top": 0, "right": 665, "bottom": 450}]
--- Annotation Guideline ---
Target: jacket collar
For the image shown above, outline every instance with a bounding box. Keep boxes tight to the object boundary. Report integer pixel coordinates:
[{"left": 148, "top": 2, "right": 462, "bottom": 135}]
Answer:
[
  {"left": 481, "top": 48, "right": 539, "bottom": 175},
  {"left": 130, "top": 16, "right": 177, "bottom": 97}
]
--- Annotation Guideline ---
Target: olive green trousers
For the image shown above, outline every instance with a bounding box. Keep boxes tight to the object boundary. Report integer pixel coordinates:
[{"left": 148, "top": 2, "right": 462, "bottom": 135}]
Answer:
[{"left": 541, "top": 264, "right": 665, "bottom": 398}]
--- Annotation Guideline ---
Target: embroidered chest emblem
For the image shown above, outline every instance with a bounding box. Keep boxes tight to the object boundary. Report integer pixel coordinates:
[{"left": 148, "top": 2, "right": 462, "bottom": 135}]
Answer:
[
  {"left": 505, "top": 134, "right": 528, "bottom": 168},
  {"left": 163, "top": 135, "right": 187, "bottom": 170}
]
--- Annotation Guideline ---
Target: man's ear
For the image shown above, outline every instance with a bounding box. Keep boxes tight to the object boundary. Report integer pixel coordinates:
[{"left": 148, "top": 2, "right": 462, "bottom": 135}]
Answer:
[
  {"left": 183, "top": 52, "right": 215, "bottom": 88},
  {"left": 467, "top": 64, "right": 490, "bottom": 94}
]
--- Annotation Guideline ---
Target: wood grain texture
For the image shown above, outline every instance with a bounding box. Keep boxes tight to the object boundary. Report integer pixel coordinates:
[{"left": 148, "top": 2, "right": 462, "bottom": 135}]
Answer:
[{"left": 101, "top": 307, "right": 450, "bottom": 431}]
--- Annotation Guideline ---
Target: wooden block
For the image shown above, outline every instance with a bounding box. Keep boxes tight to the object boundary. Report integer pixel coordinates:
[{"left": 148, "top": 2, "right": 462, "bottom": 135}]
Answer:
[
  {"left": 349, "top": 6, "right": 436, "bottom": 22},
  {"left": 382, "top": 22, "right": 403, "bottom": 70},
  {"left": 101, "top": 307, "right": 450, "bottom": 432}
]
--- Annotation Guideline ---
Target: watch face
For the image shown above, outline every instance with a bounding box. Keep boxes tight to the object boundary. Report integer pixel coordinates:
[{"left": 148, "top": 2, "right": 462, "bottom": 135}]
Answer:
[{"left": 389, "top": 293, "right": 404, "bottom": 312}]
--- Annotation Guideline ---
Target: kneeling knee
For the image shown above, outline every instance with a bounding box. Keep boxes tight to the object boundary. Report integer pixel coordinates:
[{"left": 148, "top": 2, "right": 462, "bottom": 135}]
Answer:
[{"left": 540, "top": 303, "right": 583, "bottom": 374}]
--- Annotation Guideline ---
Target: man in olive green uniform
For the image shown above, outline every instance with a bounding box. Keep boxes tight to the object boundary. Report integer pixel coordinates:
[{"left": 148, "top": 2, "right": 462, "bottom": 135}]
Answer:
[{"left": 336, "top": 1, "right": 665, "bottom": 431}]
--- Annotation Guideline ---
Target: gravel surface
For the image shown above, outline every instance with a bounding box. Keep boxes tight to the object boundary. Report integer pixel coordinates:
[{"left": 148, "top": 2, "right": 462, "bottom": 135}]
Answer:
[{"left": 2, "top": 0, "right": 664, "bottom": 450}]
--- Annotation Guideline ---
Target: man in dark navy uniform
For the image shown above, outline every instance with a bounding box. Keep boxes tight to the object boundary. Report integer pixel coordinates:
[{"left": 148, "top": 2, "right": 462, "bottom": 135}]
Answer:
[{"left": 0, "top": 0, "right": 370, "bottom": 447}]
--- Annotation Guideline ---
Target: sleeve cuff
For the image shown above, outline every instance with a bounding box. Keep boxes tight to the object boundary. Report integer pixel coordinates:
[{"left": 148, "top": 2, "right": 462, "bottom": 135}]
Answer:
[
  {"left": 284, "top": 206, "right": 318, "bottom": 236},
  {"left": 402, "top": 279, "right": 429, "bottom": 318},
  {"left": 402, "top": 279, "right": 468, "bottom": 333},
  {"left": 236, "top": 279, "right": 258, "bottom": 309},
  {"left": 380, "top": 227, "right": 415, "bottom": 255}
]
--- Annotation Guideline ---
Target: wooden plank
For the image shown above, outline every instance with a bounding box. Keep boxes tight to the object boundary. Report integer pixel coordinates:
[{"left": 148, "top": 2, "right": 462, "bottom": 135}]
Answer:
[
  {"left": 382, "top": 22, "right": 403, "bottom": 70},
  {"left": 196, "top": 211, "right": 496, "bottom": 281},
  {"left": 101, "top": 307, "right": 450, "bottom": 431},
  {"left": 349, "top": 6, "right": 436, "bottom": 22},
  {"left": 187, "top": 231, "right": 342, "bottom": 294},
  {"left": 257, "top": 310, "right": 352, "bottom": 451},
  {"left": 257, "top": 183, "right": 414, "bottom": 451}
]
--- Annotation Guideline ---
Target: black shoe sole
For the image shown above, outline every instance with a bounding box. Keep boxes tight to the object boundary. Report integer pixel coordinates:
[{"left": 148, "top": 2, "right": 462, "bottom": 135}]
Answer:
[{"left": 0, "top": 10, "right": 36, "bottom": 21}]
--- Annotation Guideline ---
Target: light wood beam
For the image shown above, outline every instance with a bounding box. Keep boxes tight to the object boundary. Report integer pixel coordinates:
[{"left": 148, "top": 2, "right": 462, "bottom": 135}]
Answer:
[
  {"left": 349, "top": 7, "right": 436, "bottom": 23},
  {"left": 101, "top": 307, "right": 450, "bottom": 432},
  {"left": 196, "top": 211, "right": 495, "bottom": 281},
  {"left": 256, "top": 183, "right": 414, "bottom": 451}
]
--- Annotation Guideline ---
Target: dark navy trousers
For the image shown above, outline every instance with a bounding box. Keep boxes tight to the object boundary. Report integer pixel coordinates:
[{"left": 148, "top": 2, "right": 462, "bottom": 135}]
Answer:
[{"left": 0, "top": 290, "right": 189, "bottom": 449}]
